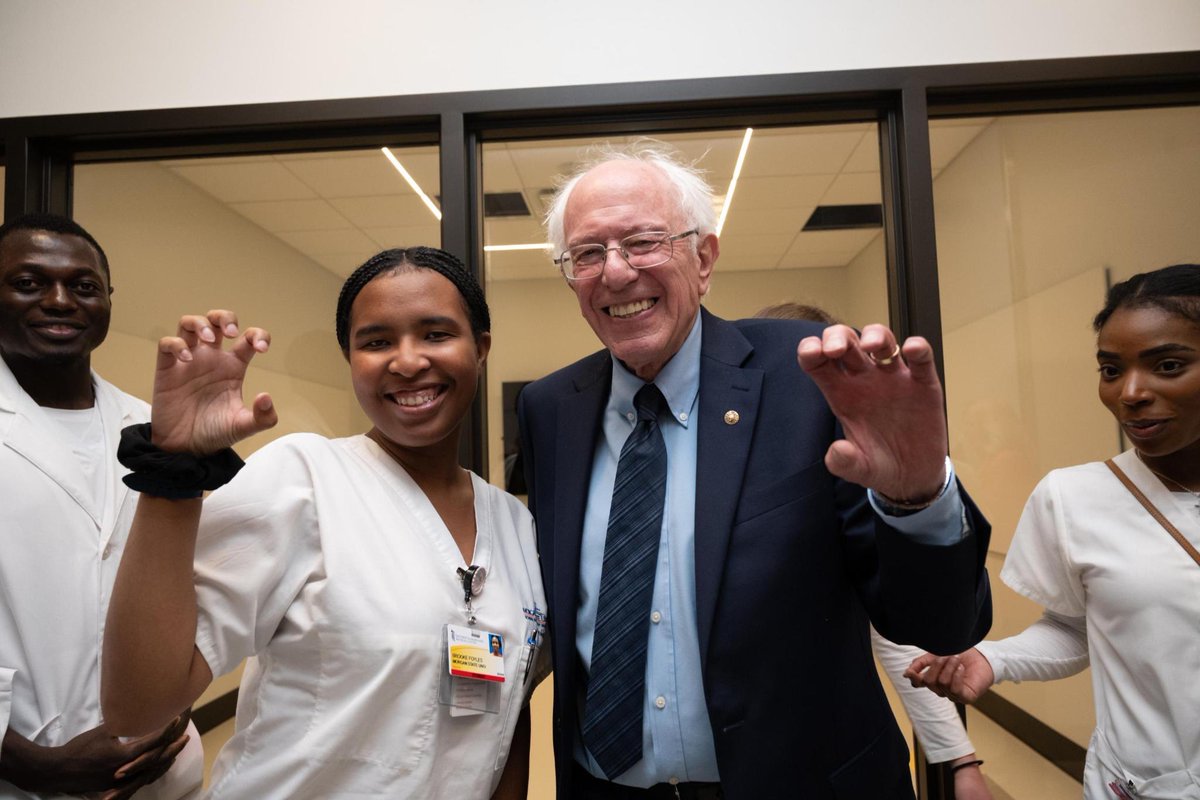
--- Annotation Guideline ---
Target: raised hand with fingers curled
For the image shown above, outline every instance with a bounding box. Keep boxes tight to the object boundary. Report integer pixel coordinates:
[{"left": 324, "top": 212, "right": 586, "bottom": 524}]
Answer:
[
  {"left": 796, "top": 323, "right": 948, "bottom": 504},
  {"left": 151, "top": 309, "right": 277, "bottom": 454}
]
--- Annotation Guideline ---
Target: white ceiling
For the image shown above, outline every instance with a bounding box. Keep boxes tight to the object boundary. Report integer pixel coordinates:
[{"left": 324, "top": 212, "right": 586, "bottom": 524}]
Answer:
[{"left": 163, "top": 119, "right": 990, "bottom": 283}]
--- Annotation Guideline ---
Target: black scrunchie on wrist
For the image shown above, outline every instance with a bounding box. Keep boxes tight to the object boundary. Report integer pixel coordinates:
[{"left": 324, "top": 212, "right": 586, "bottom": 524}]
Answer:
[{"left": 118, "top": 423, "right": 245, "bottom": 499}]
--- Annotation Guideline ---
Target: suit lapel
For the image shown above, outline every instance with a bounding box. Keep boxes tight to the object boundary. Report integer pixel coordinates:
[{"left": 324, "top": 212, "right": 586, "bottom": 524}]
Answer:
[
  {"left": 694, "top": 310, "right": 762, "bottom": 663},
  {"left": 551, "top": 353, "right": 611, "bottom": 657}
]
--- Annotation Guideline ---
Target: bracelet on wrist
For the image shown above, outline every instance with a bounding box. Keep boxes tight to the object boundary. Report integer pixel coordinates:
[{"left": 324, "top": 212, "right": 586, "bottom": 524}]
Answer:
[
  {"left": 118, "top": 423, "right": 244, "bottom": 499},
  {"left": 875, "top": 456, "right": 953, "bottom": 515},
  {"left": 950, "top": 758, "right": 984, "bottom": 774}
]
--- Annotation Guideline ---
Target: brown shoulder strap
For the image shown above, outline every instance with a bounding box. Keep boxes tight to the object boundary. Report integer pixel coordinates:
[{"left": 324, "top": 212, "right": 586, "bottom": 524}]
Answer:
[{"left": 1105, "top": 458, "right": 1200, "bottom": 569}]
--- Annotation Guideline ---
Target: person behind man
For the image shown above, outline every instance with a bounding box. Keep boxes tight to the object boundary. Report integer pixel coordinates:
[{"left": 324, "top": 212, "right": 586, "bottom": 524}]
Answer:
[
  {"left": 0, "top": 214, "right": 202, "bottom": 799},
  {"left": 517, "top": 143, "right": 992, "bottom": 799}
]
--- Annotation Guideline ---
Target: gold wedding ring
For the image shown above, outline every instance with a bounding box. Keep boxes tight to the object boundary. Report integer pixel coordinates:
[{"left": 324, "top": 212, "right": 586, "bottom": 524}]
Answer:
[{"left": 871, "top": 344, "right": 901, "bottom": 366}]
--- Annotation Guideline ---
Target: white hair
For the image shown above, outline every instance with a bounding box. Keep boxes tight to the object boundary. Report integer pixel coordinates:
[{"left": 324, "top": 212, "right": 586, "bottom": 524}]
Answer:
[{"left": 543, "top": 139, "right": 717, "bottom": 255}]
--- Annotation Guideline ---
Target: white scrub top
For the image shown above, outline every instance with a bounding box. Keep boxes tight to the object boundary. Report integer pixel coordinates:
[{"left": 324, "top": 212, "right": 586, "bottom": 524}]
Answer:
[
  {"left": 194, "top": 434, "right": 548, "bottom": 799},
  {"left": 1001, "top": 449, "right": 1200, "bottom": 799}
]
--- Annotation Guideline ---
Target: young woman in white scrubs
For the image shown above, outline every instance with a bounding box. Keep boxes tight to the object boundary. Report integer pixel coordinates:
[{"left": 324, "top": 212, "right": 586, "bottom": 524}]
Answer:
[
  {"left": 101, "top": 248, "right": 548, "bottom": 799},
  {"left": 906, "top": 264, "right": 1200, "bottom": 799}
]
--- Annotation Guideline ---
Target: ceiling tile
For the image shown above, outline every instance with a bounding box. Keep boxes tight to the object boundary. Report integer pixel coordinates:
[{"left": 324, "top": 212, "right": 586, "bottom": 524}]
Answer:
[
  {"left": 485, "top": 249, "right": 560, "bottom": 282},
  {"left": 277, "top": 228, "right": 380, "bottom": 256},
  {"left": 330, "top": 195, "right": 435, "bottom": 228},
  {"left": 169, "top": 162, "right": 317, "bottom": 202},
  {"left": 715, "top": 233, "right": 796, "bottom": 270},
  {"left": 720, "top": 207, "right": 813, "bottom": 238},
  {"left": 484, "top": 217, "right": 547, "bottom": 246},
  {"left": 776, "top": 250, "right": 857, "bottom": 269},
  {"left": 929, "top": 124, "right": 991, "bottom": 170},
  {"left": 160, "top": 155, "right": 275, "bottom": 168},
  {"left": 778, "top": 229, "right": 882, "bottom": 269},
  {"left": 360, "top": 224, "right": 443, "bottom": 250},
  {"left": 277, "top": 148, "right": 382, "bottom": 162},
  {"left": 229, "top": 199, "right": 351, "bottom": 232},
  {"left": 740, "top": 130, "right": 866, "bottom": 177},
  {"left": 842, "top": 134, "right": 882, "bottom": 173},
  {"left": 730, "top": 175, "right": 834, "bottom": 210},
  {"left": 820, "top": 172, "right": 883, "bottom": 205},
  {"left": 310, "top": 252, "right": 369, "bottom": 278},
  {"left": 281, "top": 155, "right": 424, "bottom": 199},
  {"left": 507, "top": 143, "right": 596, "bottom": 188},
  {"left": 482, "top": 147, "right": 523, "bottom": 192}
]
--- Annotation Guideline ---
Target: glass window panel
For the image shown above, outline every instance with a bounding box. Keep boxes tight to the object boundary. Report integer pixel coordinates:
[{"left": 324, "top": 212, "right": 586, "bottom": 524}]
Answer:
[
  {"left": 482, "top": 123, "right": 887, "bottom": 799},
  {"left": 73, "top": 146, "right": 440, "bottom": 451},
  {"left": 934, "top": 105, "right": 1200, "bottom": 762}
]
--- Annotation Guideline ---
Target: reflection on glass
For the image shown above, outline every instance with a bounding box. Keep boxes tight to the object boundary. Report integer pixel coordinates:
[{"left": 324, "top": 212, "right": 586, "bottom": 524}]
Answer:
[
  {"left": 73, "top": 146, "right": 441, "bottom": 450},
  {"left": 934, "top": 105, "right": 1200, "bottom": 768}
]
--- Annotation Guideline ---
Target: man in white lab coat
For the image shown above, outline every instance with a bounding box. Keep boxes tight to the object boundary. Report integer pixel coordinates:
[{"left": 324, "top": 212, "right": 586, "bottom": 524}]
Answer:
[{"left": 0, "top": 213, "right": 203, "bottom": 799}]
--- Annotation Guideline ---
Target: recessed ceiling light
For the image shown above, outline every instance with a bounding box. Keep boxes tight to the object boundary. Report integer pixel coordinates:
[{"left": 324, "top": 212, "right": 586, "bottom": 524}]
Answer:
[
  {"left": 716, "top": 128, "right": 752, "bottom": 236},
  {"left": 381, "top": 147, "right": 442, "bottom": 221}
]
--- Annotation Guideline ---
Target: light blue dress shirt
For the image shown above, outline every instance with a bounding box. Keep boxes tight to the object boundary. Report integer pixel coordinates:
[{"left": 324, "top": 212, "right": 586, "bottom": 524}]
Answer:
[{"left": 574, "top": 313, "right": 966, "bottom": 786}]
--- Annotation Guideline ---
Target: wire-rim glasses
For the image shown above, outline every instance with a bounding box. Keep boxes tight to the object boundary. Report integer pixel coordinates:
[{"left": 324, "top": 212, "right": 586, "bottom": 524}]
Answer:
[{"left": 555, "top": 229, "right": 698, "bottom": 281}]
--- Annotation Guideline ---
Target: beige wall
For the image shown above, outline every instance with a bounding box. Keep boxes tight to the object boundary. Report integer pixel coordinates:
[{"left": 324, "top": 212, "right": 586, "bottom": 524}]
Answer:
[
  {"left": 935, "top": 105, "right": 1200, "bottom": 746},
  {"left": 75, "top": 160, "right": 369, "bottom": 455}
]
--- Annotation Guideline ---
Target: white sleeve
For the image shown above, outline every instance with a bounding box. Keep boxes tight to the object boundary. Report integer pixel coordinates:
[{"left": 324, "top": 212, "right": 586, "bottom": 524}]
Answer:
[
  {"left": 975, "top": 610, "right": 1089, "bottom": 684},
  {"left": 0, "top": 667, "right": 14, "bottom": 757},
  {"left": 1000, "top": 473, "right": 1087, "bottom": 617},
  {"left": 192, "top": 437, "right": 324, "bottom": 679},
  {"left": 871, "top": 627, "right": 975, "bottom": 763}
]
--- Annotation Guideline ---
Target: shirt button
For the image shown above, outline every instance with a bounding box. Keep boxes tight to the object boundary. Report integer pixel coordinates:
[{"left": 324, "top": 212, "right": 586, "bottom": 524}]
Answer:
[
  {"left": 650, "top": 611, "right": 662, "bottom": 624},
  {"left": 101, "top": 544, "right": 113, "bottom": 560},
  {"left": 626, "top": 411, "right": 636, "bottom": 422},
  {"left": 669, "top": 777, "right": 680, "bottom": 786},
  {"left": 678, "top": 412, "right": 688, "bottom": 422},
  {"left": 655, "top": 696, "right": 666, "bottom": 709}
]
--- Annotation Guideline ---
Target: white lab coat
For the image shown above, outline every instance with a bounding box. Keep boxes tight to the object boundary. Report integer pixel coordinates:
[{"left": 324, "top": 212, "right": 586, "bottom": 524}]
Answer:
[{"left": 0, "top": 356, "right": 202, "bottom": 799}]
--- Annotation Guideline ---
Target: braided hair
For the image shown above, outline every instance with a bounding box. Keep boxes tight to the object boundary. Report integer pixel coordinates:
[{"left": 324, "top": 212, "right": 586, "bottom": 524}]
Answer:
[
  {"left": 1093, "top": 264, "right": 1200, "bottom": 331},
  {"left": 335, "top": 247, "right": 490, "bottom": 354}
]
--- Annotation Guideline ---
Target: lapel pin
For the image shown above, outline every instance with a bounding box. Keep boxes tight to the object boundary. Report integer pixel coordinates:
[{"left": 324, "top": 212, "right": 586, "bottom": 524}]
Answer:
[{"left": 724, "top": 410, "right": 740, "bottom": 425}]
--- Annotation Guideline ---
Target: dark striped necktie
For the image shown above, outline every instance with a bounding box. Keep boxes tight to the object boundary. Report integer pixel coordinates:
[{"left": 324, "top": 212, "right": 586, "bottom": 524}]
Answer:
[{"left": 581, "top": 382, "right": 668, "bottom": 779}]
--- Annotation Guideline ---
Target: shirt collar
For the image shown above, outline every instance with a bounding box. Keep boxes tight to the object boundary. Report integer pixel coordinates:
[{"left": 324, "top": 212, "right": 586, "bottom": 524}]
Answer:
[{"left": 610, "top": 312, "right": 702, "bottom": 429}]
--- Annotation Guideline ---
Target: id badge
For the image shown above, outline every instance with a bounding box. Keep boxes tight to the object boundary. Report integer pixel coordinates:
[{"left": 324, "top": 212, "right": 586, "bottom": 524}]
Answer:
[{"left": 439, "top": 623, "right": 502, "bottom": 716}]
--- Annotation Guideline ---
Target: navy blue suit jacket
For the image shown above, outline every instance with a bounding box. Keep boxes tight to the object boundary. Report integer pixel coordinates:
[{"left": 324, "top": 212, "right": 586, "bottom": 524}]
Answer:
[{"left": 518, "top": 309, "right": 991, "bottom": 799}]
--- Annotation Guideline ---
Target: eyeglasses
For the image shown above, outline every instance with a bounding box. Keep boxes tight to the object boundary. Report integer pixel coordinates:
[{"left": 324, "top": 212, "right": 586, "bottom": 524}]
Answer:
[{"left": 555, "top": 230, "right": 698, "bottom": 281}]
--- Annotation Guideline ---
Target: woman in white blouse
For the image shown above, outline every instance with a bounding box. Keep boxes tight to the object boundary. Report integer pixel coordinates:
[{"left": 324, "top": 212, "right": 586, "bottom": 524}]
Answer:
[
  {"left": 101, "top": 248, "right": 548, "bottom": 799},
  {"left": 907, "top": 264, "right": 1200, "bottom": 799}
]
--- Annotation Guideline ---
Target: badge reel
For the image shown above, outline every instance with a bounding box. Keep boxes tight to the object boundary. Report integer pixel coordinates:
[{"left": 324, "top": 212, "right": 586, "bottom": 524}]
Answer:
[{"left": 440, "top": 565, "right": 504, "bottom": 716}]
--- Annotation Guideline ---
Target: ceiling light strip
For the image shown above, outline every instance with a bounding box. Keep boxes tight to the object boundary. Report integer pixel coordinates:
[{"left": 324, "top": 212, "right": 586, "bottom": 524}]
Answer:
[
  {"left": 381, "top": 147, "right": 442, "bottom": 221},
  {"left": 716, "top": 128, "right": 753, "bottom": 236}
]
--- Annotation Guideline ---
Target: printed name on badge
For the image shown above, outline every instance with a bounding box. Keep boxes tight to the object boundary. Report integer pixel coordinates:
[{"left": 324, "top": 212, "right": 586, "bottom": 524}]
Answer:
[{"left": 446, "top": 623, "right": 506, "bottom": 683}]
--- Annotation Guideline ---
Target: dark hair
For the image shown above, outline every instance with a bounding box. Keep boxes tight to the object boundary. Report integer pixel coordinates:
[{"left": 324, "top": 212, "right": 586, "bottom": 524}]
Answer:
[
  {"left": 0, "top": 213, "right": 110, "bottom": 279},
  {"left": 754, "top": 301, "right": 838, "bottom": 324},
  {"left": 1093, "top": 264, "right": 1200, "bottom": 331},
  {"left": 335, "top": 246, "right": 490, "bottom": 353}
]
